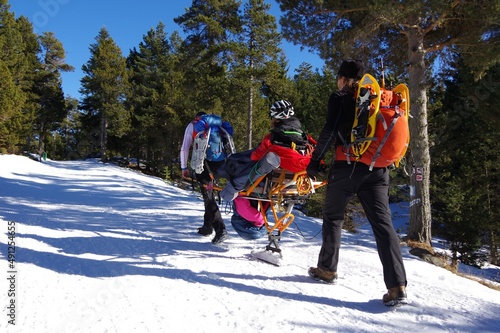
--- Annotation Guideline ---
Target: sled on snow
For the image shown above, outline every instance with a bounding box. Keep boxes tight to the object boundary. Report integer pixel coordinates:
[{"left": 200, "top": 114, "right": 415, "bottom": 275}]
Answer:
[{"left": 234, "top": 168, "right": 326, "bottom": 263}]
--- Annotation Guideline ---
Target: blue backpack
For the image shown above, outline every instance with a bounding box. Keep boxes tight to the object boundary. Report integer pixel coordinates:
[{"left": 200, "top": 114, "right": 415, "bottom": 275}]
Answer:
[{"left": 192, "top": 114, "right": 234, "bottom": 169}]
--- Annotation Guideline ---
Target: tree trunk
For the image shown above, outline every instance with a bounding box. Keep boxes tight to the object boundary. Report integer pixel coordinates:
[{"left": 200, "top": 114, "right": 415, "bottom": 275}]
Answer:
[
  {"left": 38, "top": 127, "right": 45, "bottom": 160},
  {"left": 485, "top": 166, "right": 498, "bottom": 265},
  {"left": 490, "top": 229, "right": 498, "bottom": 266},
  {"left": 100, "top": 114, "right": 108, "bottom": 162},
  {"left": 407, "top": 24, "right": 432, "bottom": 245},
  {"left": 247, "top": 75, "right": 254, "bottom": 150}
]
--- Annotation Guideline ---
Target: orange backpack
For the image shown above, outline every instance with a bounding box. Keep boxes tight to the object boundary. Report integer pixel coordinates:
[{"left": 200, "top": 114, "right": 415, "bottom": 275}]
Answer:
[{"left": 338, "top": 74, "right": 410, "bottom": 170}]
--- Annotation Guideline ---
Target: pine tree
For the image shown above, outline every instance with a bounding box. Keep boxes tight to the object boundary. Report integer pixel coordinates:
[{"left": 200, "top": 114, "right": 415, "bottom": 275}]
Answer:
[
  {"left": 0, "top": 1, "right": 29, "bottom": 153},
  {"left": 33, "top": 32, "right": 74, "bottom": 157},
  {"left": 174, "top": 0, "right": 242, "bottom": 145},
  {"left": 292, "top": 63, "right": 334, "bottom": 137},
  {"left": 16, "top": 16, "right": 44, "bottom": 156},
  {"left": 126, "top": 23, "right": 183, "bottom": 173},
  {"left": 58, "top": 97, "right": 81, "bottom": 160},
  {"left": 235, "top": 0, "right": 285, "bottom": 149},
  {"left": 80, "top": 28, "right": 130, "bottom": 162},
  {"left": 0, "top": 59, "right": 20, "bottom": 153},
  {"left": 174, "top": 0, "right": 290, "bottom": 151},
  {"left": 431, "top": 62, "right": 500, "bottom": 267}
]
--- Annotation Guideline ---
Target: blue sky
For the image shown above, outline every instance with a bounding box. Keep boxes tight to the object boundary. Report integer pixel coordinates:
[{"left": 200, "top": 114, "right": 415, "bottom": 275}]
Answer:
[{"left": 8, "top": 0, "right": 324, "bottom": 100}]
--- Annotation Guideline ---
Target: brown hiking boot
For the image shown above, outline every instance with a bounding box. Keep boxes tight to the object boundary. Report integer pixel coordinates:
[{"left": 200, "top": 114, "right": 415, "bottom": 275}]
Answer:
[
  {"left": 383, "top": 286, "right": 408, "bottom": 306},
  {"left": 308, "top": 267, "right": 338, "bottom": 284}
]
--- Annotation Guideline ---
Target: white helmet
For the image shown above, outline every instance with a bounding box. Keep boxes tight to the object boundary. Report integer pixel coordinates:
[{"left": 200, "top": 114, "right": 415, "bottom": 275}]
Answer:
[{"left": 270, "top": 100, "right": 294, "bottom": 119}]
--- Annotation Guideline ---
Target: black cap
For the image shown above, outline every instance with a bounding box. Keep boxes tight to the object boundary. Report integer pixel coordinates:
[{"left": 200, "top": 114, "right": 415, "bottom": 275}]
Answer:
[{"left": 337, "top": 59, "right": 365, "bottom": 79}]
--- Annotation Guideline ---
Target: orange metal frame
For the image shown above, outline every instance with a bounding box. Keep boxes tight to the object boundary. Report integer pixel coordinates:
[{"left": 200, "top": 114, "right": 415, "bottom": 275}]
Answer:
[{"left": 235, "top": 169, "right": 326, "bottom": 254}]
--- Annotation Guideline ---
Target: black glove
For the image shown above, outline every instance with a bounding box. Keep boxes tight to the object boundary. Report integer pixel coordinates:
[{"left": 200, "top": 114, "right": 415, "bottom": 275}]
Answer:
[{"left": 306, "top": 160, "right": 320, "bottom": 179}]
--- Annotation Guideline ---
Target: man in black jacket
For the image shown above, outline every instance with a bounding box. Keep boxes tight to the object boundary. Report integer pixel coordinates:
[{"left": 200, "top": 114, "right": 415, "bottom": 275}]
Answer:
[{"left": 306, "top": 59, "right": 408, "bottom": 306}]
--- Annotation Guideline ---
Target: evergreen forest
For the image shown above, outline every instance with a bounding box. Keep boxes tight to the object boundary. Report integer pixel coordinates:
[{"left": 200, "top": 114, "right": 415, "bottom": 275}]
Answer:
[{"left": 0, "top": 0, "right": 498, "bottom": 268}]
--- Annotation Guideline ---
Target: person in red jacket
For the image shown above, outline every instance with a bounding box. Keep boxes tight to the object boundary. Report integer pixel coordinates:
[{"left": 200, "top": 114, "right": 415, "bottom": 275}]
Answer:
[
  {"left": 220, "top": 100, "right": 316, "bottom": 202},
  {"left": 250, "top": 100, "right": 316, "bottom": 173},
  {"left": 220, "top": 100, "right": 316, "bottom": 239}
]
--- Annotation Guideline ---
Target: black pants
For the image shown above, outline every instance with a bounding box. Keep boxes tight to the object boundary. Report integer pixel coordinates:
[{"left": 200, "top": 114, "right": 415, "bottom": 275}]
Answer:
[
  {"left": 196, "top": 160, "right": 226, "bottom": 232},
  {"left": 318, "top": 161, "right": 407, "bottom": 289}
]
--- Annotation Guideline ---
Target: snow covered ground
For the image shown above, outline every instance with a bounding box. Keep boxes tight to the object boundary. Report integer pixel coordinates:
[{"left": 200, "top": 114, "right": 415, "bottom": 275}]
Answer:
[{"left": 1, "top": 154, "right": 499, "bottom": 333}]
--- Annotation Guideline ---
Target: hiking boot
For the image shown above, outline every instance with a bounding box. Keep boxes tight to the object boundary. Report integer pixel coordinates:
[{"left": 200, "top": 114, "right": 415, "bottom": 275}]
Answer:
[
  {"left": 212, "top": 229, "right": 228, "bottom": 245},
  {"left": 197, "top": 226, "right": 213, "bottom": 236},
  {"left": 383, "top": 286, "right": 408, "bottom": 306},
  {"left": 308, "top": 267, "right": 338, "bottom": 284}
]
